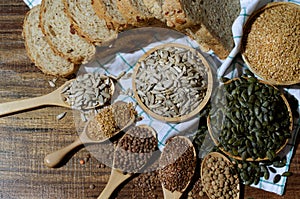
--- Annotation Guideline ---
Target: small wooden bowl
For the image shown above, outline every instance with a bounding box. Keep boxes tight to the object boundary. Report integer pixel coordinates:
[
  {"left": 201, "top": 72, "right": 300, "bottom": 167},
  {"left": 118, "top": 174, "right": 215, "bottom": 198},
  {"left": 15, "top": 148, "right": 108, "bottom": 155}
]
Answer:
[
  {"left": 132, "top": 43, "right": 213, "bottom": 123},
  {"left": 207, "top": 78, "right": 293, "bottom": 161},
  {"left": 241, "top": 2, "right": 300, "bottom": 85}
]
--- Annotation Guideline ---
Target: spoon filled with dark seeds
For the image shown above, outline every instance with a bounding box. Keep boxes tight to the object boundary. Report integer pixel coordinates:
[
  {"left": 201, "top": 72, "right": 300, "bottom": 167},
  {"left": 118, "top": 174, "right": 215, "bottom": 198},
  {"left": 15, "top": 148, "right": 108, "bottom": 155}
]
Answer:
[
  {"left": 208, "top": 74, "right": 293, "bottom": 161},
  {"left": 44, "top": 101, "right": 136, "bottom": 168},
  {"left": 159, "top": 135, "right": 197, "bottom": 199},
  {"left": 97, "top": 125, "right": 158, "bottom": 199}
]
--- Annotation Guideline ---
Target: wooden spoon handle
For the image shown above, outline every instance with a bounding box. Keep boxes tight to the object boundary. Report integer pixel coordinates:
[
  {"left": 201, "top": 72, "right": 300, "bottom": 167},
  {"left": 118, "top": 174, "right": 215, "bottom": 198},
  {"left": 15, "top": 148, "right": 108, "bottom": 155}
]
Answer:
[
  {"left": 97, "top": 169, "right": 131, "bottom": 199},
  {"left": 44, "top": 138, "right": 83, "bottom": 168},
  {"left": 0, "top": 90, "right": 67, "bottom": 116}
]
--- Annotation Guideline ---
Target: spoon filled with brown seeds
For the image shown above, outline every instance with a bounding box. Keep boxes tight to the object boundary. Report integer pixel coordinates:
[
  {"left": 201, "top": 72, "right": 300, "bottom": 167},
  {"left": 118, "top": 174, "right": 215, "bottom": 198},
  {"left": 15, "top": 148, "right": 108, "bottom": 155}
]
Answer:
[
  {"left": 201, "top": 152, "right": 240, "bottom": 199},
  {"left": 159, "top": 136, "right": 197, "bottom": 199},
  {"left": 44, "top": 101, "right": 136, "bottom": 168},
  {"left": 97, "top": 125, "right": 158, "bottom": 199}
]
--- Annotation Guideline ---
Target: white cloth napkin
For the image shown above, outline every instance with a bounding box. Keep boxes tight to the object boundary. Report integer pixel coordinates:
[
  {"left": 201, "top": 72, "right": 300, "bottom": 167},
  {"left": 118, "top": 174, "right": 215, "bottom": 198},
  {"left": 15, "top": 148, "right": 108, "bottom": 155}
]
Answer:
[{"left": 24, "top": 0, "right": 300, "bottom": 196}]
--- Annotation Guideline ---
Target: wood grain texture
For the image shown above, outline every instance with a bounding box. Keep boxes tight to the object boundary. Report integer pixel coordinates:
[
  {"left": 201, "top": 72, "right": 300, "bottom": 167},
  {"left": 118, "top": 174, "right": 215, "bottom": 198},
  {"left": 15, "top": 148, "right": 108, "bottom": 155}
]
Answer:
[{"left": 0, "top": 1, "right": 299, "bottom": 199}]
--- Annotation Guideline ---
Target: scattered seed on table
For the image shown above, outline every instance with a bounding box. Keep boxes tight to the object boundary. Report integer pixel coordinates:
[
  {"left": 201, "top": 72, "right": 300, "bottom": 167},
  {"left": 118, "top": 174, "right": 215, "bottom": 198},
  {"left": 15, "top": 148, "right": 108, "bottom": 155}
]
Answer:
[{"left": 56, "top": 112, "right": 67, "bottom": 120}]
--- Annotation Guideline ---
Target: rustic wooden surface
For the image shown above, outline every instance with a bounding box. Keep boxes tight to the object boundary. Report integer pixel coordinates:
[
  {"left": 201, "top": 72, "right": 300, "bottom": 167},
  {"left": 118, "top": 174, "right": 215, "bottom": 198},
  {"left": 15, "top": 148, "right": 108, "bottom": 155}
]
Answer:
[{"left": 0, "top": 1, "right": 299, "bottom": 199}]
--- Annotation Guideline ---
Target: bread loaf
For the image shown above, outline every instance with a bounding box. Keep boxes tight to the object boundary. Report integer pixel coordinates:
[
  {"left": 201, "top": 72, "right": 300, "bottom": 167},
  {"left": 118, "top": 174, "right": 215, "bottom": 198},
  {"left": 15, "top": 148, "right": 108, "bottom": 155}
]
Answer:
[
  {"left": 64, "top": 0, "right": 118, "bottom": 45},
  {"left": 92, "top": 0, "right": 129, "bottom": 31},
  {"left": 23, "top": 5, "right": 77, "bottom": 77},
  {"left": 142, "top": 0, "right": 164, "bottom": 22},
  {"left": 39, "top": 0, "right": 96, "bottom": 64},
  {"left": 116, "top": 0, "right": 161, "bottom": 27},
  {"left": 162, "top": 0, "right": 202, "bottom": 30}
]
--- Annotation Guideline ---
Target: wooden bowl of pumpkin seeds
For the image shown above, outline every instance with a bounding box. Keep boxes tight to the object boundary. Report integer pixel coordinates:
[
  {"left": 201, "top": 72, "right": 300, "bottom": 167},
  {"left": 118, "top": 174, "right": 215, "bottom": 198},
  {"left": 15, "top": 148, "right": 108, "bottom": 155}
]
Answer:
[
  {"left": 207, "top": 76, "right": 293, "bottom": 161},
  {"left": 241, "top": 2, "right": 300, "bottom": 85},
  {"left": 132, "top": 43, "right": 213, "bottom": 123}
]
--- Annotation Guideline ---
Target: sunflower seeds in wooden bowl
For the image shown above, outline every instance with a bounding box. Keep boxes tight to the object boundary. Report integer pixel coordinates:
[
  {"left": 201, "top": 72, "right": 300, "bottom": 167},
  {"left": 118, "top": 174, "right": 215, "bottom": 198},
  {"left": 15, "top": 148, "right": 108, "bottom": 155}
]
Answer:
[
  {"left": 208, "top": 75, "right": 293, "bottom": 161},
  {"left": 132, "top": 43, "right": 213, "bottom": 123},
  {"left": 241, "top": 2, "right": 300, "bottom": 85}
]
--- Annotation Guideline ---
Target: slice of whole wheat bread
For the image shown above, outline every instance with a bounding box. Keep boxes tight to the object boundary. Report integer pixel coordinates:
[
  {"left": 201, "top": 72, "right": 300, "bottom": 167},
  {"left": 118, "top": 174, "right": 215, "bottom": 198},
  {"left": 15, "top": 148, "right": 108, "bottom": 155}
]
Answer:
[
  {"left": 92, "top": 0, "right": 129, "bottom": 31},
  {"left": 23, "top": 5, "right": 77, "bottom": 77},
  {"left": 162, "top": 0, "right": 203, "bottom": 30},
  {"left": 198, "top": 0, "right": 241, "bottom": 58},
  {"left": 64, "top": 0, "right": 118, "bottom": 45},
  {"left": 39, "top": 0, "right": 96, "bottom": 64}
]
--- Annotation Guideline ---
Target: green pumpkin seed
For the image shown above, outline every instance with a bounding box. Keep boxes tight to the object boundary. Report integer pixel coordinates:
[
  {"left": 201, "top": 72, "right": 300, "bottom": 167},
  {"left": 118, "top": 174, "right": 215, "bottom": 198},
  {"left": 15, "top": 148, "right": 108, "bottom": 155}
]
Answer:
[
  {"left": 268, "top": 167, "right": 277, "bottom": 173},
  {"left": 264, "top": 169, "right": 270, "bottom": 180},
  {"left": 273, "top": 174, "right": 281, "bottom": 184},
  {"left": 281, "top": 171, "right": 293, "bottom": 177}
]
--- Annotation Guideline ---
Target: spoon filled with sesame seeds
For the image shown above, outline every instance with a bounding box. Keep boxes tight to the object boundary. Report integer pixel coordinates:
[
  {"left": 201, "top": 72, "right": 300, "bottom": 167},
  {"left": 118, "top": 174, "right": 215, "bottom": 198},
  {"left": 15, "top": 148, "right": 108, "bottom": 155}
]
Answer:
[
  {"left": 0, "top": 73, "right": 115, "bottom": 116},
  {"left": 97, "top": 125, "right": 158, "bottom": 199},
  {"left": 159, "top": 136, "right": 197, "bottom": 199},
  {"left": 44, "top": 101, "right": 137, "bottom": 168}
]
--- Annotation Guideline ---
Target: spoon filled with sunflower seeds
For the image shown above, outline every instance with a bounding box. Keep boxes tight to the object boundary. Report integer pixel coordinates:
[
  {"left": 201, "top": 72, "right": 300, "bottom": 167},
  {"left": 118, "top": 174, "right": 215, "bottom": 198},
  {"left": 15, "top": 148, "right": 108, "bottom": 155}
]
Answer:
[
  {"left": 97, "top": 125, "right": 158, "bottom": 199},
  {"left": 44, "top": 101, "right": 136, "bottom": 168},
  {"left": 159, "top": 136, "right": 197, "bottom": 199},
  {"left": 0, "top": 73, "right": 115, "bottom": 116},
  {"left": 201, "top": 152, "right": 240, "bottom": 199}
]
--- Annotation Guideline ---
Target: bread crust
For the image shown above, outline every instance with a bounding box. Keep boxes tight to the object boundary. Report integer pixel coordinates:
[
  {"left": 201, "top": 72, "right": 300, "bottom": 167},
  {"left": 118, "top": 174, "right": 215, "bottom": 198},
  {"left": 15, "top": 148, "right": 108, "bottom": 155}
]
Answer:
[{"left": 162, "top": 0, "right": 200, "bottom": 30}]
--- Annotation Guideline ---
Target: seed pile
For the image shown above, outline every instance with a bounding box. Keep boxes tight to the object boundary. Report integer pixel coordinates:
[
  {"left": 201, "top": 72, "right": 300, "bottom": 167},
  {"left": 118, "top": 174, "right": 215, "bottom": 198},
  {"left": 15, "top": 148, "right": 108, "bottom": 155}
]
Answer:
[
  {"left": 159, "top": 136, "right": 196, "bottom": 192},
  {"left": 134, "top": 46, "right": 208, "bottom": 118},
  {"left": 61, "top": 73, "right": 113, "bottom": 109},
  {"left": 188, "top": 177, "right": 207, "bottom": 199},
  {"left": 242, "top": 3, "right": 300, "bottom": 84},
  {"left": 86, "top": 105, "right": 118, "bottom": 141},
  {"left": 114, "top": 126, "right": 158, "bottom": 173},
  {"left": 234, "top": 156, "right": 292, "bottom": 185},
  {"left": 209, "top": 74, "right": 291, "bottom": 161},
  {"left": 86, "top": 102, "right": 135, "bottom": 141},
  {"left": 112, "top": 102, "right": 136, "bottom": 128},
  {"left": 202, "top": 155, "right": 239, "bottom": 199}
]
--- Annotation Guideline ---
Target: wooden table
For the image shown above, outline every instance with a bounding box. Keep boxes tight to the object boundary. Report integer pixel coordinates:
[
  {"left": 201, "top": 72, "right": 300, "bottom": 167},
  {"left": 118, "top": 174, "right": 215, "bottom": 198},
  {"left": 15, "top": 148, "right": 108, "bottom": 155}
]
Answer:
[{"left": 0, "top": 1, "right": 299, "bottom": 198}]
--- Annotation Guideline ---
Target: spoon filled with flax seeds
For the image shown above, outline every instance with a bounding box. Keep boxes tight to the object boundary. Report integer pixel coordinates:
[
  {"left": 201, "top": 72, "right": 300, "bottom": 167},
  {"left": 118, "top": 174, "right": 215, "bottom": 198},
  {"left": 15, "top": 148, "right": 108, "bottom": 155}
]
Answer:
[
  {"left": 44, "top": 101, "right": 136, "bottom": 168},
  {"left": 159, "top": 136, "right": 197, "bottom": 199},
  {"left": 97, "top": 125, "right": 158, "bottom": 199}
]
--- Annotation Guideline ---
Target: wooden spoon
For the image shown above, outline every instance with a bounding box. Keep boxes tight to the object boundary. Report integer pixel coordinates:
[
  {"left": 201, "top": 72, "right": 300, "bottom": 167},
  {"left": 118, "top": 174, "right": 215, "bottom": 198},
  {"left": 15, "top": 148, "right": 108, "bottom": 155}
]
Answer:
[
  {"left": 0, "top": 76, "right": 114, "bottom": 116},
  {"left": 160, "top": 136, "right": 197, "bottom": 199},
  {"left": 201, "top": 152, "right": 240, "bottom": 199},
  {"left": 44, "top": 101, "right": 136, "bottom": 168},
  {"left": 0, "top": 80, "right": 73, "bottom": 116},
  {"left": 97, "top": 125, "right": 157, "bottom": 199}
]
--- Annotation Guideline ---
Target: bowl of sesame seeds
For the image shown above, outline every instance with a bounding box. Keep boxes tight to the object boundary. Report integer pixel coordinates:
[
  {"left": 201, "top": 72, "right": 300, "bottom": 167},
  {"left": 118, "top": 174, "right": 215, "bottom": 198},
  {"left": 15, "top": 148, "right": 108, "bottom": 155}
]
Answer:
[
  {"left": 241, "top": 2, "right": 300, "bottom": 85},
  {"left": 132, "top": 43, "right": 213, "bottom": 123}
]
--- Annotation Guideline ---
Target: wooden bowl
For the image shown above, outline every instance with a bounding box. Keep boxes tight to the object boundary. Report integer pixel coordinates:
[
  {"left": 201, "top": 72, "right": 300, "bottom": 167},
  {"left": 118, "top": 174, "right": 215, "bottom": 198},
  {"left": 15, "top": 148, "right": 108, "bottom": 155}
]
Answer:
[
  {"left": 207, "top": 78, "right": 293, "bottom": 161},
  {"left": 132, "top": 43, "right": 213, "bottom": 123},
  {"left": 241, "top": 2, "right": 300, "bottom": 85}
]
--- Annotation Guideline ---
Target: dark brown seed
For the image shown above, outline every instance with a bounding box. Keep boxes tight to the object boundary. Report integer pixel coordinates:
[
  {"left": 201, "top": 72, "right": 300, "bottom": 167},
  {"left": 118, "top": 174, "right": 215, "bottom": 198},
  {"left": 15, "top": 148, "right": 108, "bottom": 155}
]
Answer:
[{"left": 273, "top": 174, "right": 281, "bottom": 184}]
